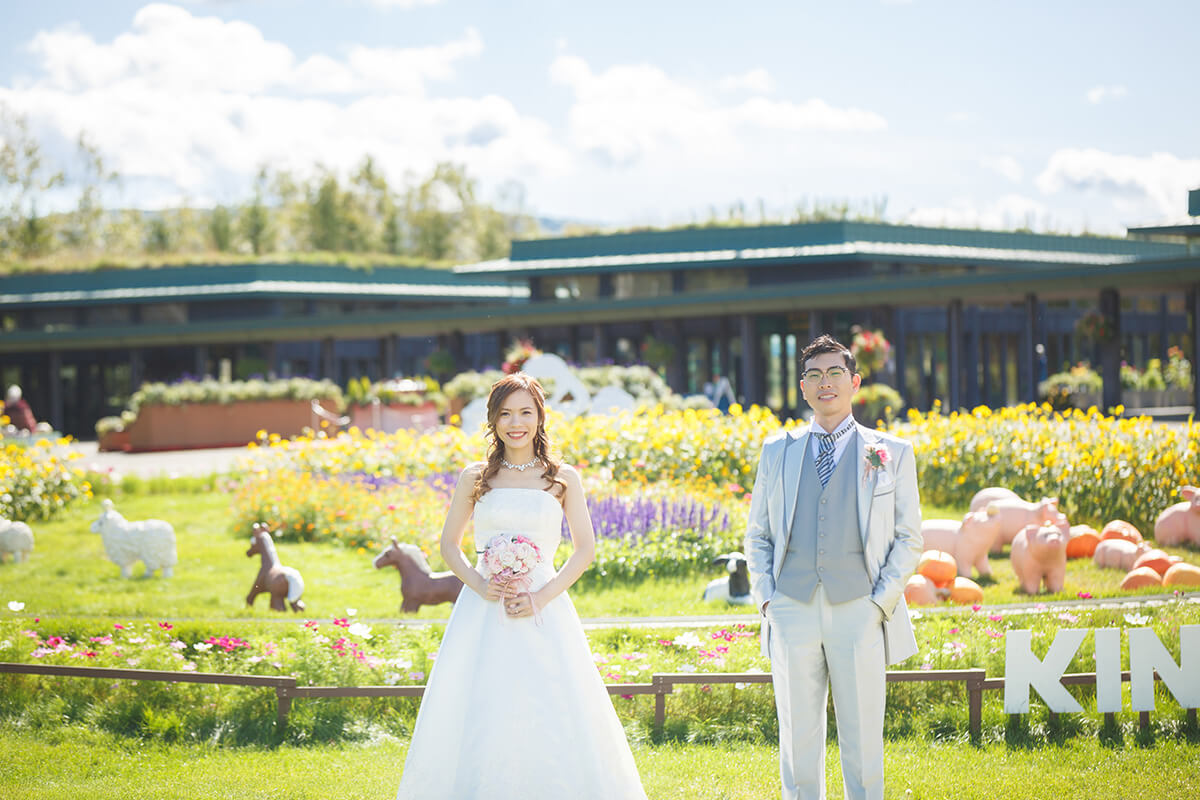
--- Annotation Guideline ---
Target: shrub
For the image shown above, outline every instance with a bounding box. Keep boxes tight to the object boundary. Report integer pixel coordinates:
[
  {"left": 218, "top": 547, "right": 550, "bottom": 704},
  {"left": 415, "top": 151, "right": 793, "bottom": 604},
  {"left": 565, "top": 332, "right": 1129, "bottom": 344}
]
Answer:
[
  {"left": 0, "top": 439, "right": 95, "bottom": 521},
  {"left": 852, "top": 382, "right": 904, "bottom": 426},
  {"left": 127, "top": 377, "right": 344, "bottom": 418}
]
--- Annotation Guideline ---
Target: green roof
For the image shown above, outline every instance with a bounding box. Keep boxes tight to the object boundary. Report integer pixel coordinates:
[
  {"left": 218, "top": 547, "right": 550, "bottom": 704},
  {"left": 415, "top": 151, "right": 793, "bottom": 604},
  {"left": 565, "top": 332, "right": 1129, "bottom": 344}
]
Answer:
[
  {"left": 0, "top": 263, "right": 528, "bottom": 307},
  {"left": 456, "top": 221, "right": 1185, "bottom": 276}
]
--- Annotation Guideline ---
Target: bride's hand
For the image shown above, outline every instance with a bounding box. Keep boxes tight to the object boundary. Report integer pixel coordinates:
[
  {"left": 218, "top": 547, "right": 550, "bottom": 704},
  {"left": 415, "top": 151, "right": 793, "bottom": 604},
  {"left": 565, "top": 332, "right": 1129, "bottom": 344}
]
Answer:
[
  {"left": 504, "top": 591, "right": 537, "bottom": 618},
  {"left": 484, "top": 578, "right": 509, "bottom": 603}
]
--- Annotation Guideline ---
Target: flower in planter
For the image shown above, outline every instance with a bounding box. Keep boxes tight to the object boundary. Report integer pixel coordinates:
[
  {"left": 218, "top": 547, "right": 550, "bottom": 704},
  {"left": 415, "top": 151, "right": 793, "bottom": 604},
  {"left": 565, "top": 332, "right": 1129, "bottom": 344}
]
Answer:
[{"left": 503, "top": 339, "right": 541, "bottom": 374}]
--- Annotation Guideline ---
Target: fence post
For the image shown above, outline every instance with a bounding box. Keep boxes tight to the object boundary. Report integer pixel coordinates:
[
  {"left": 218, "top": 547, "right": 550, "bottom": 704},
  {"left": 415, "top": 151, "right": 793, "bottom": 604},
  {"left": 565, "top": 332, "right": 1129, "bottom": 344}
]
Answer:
[
  {"left": 653, "top": 675, "right": 668, "bottom": 732},
  {"left": 276, "top": 679, "right": 296, "bottom": 728},
  {"left": 966, "top": 669, "right": 984, "bottom": 742}
]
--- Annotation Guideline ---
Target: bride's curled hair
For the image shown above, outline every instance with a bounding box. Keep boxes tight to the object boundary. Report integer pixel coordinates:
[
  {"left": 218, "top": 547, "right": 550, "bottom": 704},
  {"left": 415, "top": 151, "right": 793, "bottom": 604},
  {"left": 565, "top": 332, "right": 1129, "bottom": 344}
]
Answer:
[{"left": 471, "top": 373, "right": 566, "bottom": 503}]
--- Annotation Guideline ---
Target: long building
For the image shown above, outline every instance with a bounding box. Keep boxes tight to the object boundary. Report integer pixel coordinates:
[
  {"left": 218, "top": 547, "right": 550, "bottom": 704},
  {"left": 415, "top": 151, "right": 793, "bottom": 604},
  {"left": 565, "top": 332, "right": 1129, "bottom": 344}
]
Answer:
[{"left": 3, "top": 204, "right": 1198, "bottom": 437}]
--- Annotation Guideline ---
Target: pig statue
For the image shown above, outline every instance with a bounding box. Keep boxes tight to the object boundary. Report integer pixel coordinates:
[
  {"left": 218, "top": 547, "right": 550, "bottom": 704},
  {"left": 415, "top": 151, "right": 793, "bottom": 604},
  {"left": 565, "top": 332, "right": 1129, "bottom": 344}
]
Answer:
[
  {"left": 921, "top": 514, "right": 995, "bottom": 579},
  {"left": 1092, "top": 539, "right": 1150, "bottom": 571},
  {"left": 968, "top": 487, "right": 1020, "bottom": 514},
  {"left": 1010, "top": 521, "right": 1067, "bottom": 594},
  {"left": 1154, "top": 486, "right": 1200, "bottom": 548},
  {"left": 983, "top": 496, "right": 1061, "bottom": 553}
]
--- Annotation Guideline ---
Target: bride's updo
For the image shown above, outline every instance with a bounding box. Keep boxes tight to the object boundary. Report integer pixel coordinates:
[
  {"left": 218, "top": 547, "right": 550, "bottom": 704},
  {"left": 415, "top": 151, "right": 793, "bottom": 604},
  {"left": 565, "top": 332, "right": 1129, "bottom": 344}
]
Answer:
[{"left": 471, "top": 373, "right": 567, "bottom": 503}]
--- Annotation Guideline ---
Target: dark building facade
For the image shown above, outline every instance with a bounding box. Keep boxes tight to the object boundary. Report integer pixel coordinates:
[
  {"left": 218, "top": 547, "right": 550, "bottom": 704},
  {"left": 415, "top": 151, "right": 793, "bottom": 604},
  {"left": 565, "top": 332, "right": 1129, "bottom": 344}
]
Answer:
[{"left": 2, "top": 220, "right": 1198, "bottom": 437}]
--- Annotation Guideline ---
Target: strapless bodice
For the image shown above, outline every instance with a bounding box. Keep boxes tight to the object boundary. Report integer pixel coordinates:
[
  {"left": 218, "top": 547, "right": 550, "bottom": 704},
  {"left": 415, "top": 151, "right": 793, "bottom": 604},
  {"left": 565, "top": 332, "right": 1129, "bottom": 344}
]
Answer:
[{"left": 473, "top": 488, "right": 564, "bottom": 585}]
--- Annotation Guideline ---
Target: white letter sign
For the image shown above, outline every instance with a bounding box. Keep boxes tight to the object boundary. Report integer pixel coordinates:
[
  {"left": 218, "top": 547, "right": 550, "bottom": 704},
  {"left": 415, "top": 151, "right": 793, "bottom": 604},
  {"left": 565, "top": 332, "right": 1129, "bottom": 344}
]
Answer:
[{"left": 1004, "top": 628, "right": 1087, "bottom": 713}]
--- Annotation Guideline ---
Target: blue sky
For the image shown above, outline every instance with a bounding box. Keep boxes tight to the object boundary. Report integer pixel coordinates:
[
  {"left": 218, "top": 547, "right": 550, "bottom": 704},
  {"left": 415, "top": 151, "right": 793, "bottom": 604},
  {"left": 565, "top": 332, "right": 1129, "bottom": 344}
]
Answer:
[{"left": 2, "top": 0, "right": 1197, "bottom": 234}]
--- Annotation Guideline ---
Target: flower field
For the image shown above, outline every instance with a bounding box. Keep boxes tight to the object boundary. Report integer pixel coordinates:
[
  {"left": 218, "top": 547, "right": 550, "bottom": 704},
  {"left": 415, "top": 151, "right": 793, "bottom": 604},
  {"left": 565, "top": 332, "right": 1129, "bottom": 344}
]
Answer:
[
  {"left": 3, "top": 596, "right": 1197, "bottom": 746},
  {"left": 890, "top": 403, "right": 1199, "bottom": 533}
]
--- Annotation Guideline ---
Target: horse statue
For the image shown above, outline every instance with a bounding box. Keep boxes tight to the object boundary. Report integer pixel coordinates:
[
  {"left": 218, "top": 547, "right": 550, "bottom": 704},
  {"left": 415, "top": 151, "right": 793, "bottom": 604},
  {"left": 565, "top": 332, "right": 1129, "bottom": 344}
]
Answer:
[
  {"left": 373, "top": 536, "right": 463, "bottom": 613},
  {"left": 246, "top": 523, "right": 306, "bottom": 612}
]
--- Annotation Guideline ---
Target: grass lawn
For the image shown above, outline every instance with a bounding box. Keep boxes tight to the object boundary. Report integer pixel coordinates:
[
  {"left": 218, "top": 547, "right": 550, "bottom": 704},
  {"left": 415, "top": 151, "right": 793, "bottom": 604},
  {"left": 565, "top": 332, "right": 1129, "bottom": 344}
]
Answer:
[
  {"left": 3, "top": 493, "right": 1187, "bottom": 624},
  {"left": 1, "top": 723, "right": 1197, "bottom": 800}
]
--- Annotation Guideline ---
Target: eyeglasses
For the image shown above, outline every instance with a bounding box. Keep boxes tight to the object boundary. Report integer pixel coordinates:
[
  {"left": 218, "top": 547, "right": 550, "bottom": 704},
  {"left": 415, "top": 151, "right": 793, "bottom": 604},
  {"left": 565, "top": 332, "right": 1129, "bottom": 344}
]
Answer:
[{"left": 801, "top": 366, "right": 851, "bottom": 383}]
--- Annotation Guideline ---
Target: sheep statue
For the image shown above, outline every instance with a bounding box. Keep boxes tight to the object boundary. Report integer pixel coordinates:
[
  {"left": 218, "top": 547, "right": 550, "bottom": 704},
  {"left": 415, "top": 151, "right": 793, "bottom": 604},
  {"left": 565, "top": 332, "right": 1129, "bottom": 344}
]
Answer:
[
  {"left": 246, "top": 523, "right": 306, "bottom": 612},
  {"left": 0, "top": 519, "right": 34, "bottom": 563},
  {"left": 702, "top": 552, "right": 753, "bottom": 605},
  {"left": 373, "top": 536, "right": 463, "bottom": 613},
  {"left": 90, "top": 499, "right": 177, "bottom": 578}
]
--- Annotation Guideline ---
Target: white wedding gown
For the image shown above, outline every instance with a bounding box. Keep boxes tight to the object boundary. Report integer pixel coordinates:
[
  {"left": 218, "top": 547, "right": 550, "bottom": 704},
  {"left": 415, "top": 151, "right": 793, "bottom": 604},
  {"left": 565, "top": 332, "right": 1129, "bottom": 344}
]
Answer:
[{"left": 395, "top": 487, "right": 648, "bottom": 800}]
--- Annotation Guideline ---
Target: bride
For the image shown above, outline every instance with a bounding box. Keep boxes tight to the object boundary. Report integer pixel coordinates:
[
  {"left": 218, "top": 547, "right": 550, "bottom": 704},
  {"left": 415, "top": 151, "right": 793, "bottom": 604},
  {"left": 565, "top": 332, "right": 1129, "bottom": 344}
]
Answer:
[{"left": 395, "top": 373, "right": 648, "bottom": 800}]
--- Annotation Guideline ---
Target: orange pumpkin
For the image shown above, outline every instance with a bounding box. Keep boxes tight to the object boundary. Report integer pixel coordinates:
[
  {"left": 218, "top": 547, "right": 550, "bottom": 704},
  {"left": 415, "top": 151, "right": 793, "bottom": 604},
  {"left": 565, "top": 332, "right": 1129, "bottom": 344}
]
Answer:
[
  {"left": 917, "top": 550, "right": 957, "bottom": 588},
  {"left": 1065, "top": 525, "right": 1101, "bottom": 559},
  {"left": 1101, "top": 520, "right": 1143, "bottom": 544},
  {"left": 1119, "top": 566, "right": 1163, "bottom": 591},
  {"left": 1131, "top": 548, "right": 1178, "bottom": 577},
  {"left": 948, "top": 576, "right": 984, "bottom": 605},
  {"left": 904, "top": 574, "right": 939, "bottom": 606},
  {"left": 1163, "top": 562, "right": 1200, "bottom": 587}
]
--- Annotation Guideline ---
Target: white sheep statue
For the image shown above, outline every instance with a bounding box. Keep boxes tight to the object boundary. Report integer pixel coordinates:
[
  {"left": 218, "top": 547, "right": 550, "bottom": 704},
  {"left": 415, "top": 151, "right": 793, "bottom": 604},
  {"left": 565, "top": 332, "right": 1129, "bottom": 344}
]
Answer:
[
  {"left": 0, "top": 519, "right": 34, "bottom": 563},
  {"left": 703, "top": 552, "right": 753, "bottom": 605},
  {"left": 90, "top": 499, "right": 177, "bottom": 578}
]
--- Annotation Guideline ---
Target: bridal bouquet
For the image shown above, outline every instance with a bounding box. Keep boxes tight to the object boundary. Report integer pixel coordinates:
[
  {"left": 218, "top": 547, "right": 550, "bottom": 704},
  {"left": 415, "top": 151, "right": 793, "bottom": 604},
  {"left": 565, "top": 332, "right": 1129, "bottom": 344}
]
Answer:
[{"left": 480, "top": 534, "right": 543, "bottom": 623}]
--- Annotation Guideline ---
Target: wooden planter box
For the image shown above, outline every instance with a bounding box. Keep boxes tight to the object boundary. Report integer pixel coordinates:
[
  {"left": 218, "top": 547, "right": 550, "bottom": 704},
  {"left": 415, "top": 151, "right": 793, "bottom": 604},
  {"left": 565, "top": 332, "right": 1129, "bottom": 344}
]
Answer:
[
  {"left": 126, "top": 399, "right": 340, "bottom": 452},
  {"left": 97, "top": 429, "right": 131, "bottom": 453},
  {"left": 348, "top": 401, "right": 442, "bottom": 433}
]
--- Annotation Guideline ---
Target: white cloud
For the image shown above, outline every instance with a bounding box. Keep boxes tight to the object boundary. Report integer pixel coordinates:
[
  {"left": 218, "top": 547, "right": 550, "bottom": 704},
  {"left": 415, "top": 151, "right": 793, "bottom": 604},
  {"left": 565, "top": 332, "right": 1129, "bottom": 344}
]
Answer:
[
  {"left": 1085, "top": 84, "right": 1127, "bottom": 104},
  {"left": 717, "top": 68, "right": 773, "bottom": 94},
  {"left": 1, "top": 5, "right": 566, "bottom": 209},
  {"left": 980, "top": 155, "right": 1023, "bottom": 183},
  {"left": 550, "top": 53, "right": 886, "bottom": 167},
  {"left": 1035, "top": 147, "right": 1200, "bottom": 218}
]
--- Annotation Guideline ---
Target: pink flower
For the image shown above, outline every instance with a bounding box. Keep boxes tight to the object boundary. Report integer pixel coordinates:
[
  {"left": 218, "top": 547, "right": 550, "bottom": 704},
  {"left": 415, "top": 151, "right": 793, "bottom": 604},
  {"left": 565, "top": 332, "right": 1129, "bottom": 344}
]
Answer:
[
  {"left": 333, "top": 618, "right": 350, "bottom": 628},
  {"left": 113, "top": 624, "right": 125, "bottom": 630},
  {"left": 158, "top": 622, "right": 173, "bottom": 631},
  {"left": 45, "top": 636, "right": 64, "bottom": 648},
  {"left": 948, "top": 628, "right": 959, "bottom": 634},
  {"left": 971, "top": 604, "right": 982, "bottom": 612},
  {"left": 1077, "top": 591, "right": 1093, "bottom": 600}
]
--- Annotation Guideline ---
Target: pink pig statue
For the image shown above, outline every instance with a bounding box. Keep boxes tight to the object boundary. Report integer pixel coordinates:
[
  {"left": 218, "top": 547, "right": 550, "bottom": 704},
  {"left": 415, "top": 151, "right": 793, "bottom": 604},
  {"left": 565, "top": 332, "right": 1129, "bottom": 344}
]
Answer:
[
  {"left": 968, "top": 487, "right": 1020, "bottom": 514},
  {"left": 921, "top": 514, "right": 995, "bottom": 579},
  {"left": 1092, "top": 539, "right": 1151, "bottom": 571},
  {"left": 1010, "top": 522, "right": 1067, "bottom": 594},
  {"left": 1154, "top": 486, "right": 1200, "bottom": 548},
  {"left": 983, "top": 496, "right": 1061, "bottom": 554}
]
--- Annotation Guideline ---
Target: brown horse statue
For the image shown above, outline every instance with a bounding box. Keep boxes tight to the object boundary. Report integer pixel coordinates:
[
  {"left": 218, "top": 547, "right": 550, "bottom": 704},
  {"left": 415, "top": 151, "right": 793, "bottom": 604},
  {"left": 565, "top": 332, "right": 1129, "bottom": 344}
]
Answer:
[
  {"left": 373, "top": 536, "right": 463, "bottom": 613},
  {"left": 246, "top": 523, "right": 306, "bottom": 612}
]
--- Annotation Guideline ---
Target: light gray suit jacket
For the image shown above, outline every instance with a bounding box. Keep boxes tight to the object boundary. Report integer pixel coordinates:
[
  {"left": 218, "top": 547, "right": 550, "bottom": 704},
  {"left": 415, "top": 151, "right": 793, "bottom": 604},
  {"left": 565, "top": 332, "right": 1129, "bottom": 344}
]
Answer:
[{"left": 744, "top": 421, "right": 923, "bottom": 665}]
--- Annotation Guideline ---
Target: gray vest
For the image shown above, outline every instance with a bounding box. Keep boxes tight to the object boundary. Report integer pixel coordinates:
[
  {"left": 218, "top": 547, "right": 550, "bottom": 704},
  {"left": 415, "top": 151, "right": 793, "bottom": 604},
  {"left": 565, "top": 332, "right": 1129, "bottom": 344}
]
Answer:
[{"left": 776, "top": 431, "right": 872, "bottom": 604}]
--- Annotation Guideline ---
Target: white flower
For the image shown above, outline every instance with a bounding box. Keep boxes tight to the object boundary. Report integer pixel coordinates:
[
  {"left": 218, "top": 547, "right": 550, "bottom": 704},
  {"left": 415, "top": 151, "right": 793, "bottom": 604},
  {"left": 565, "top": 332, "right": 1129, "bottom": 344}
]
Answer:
[
  {"left": 673, "top": 632, "right": 703, "bottom": 649},
  {"left": 7, "top": 601, "right": 24, "bottom": 612},
  {"left": 1124, "top": 613, "right": 1150, "bottom": 626},
  {"left": 193, "top": 642, "right": 213, "bottom": 652},
  {"left": 390, "top": 657, "right": 413, "bottom": 670},
  {"left": 346, "top": 608, "right": 357, "bottom": 617},
  {"left": 0, "top": 640, "right": 11, "bottom": 650},
  {"left": 348, "top": 622, "right": 372, "bottom": 639},
  {"left": 679, "top": 664, "right": 698, "bottom": 673}
]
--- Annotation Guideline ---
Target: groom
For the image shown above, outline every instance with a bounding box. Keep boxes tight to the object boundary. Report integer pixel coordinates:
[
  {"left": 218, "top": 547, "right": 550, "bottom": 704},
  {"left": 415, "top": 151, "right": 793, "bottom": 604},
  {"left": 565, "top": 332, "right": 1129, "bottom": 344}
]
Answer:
[{"left": 745, "top": 334, "right": 922, "bottom": 800}]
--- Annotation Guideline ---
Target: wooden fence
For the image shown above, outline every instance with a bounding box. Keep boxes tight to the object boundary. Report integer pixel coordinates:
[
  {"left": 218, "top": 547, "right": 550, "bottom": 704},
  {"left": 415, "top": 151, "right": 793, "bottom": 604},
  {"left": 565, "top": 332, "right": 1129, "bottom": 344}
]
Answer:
[{"left": 2, "top": 661, "right": 1191, "bottom": 739}]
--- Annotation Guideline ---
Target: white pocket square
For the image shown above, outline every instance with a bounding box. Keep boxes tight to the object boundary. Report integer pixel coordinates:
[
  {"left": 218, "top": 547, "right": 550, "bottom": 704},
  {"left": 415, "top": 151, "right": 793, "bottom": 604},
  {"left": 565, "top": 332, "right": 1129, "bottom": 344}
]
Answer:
[{"left": 875, "top": 471, "right": 893, "bottom": 488}]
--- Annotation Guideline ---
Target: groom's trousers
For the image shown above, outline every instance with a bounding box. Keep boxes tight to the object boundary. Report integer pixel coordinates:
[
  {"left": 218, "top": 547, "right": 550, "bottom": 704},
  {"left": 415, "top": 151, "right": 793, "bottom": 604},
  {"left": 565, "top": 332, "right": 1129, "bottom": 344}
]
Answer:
[{"left": 767, "top": 584, "right": 886, "bottom": 800}]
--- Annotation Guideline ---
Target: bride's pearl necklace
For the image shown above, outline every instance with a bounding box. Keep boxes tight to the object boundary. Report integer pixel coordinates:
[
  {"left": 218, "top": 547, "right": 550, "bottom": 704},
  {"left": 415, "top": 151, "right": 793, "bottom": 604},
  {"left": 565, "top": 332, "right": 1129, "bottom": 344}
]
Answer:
[{"left": 501, "top": 456, "right": 541, "bottom": 472}]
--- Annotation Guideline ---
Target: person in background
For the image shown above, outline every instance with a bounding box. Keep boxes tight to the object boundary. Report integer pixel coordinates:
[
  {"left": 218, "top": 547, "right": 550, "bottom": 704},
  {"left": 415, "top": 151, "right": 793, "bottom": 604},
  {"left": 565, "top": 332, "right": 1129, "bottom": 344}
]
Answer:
[{"left": 3, "top": 385, "right": 38, "bottom": 432}]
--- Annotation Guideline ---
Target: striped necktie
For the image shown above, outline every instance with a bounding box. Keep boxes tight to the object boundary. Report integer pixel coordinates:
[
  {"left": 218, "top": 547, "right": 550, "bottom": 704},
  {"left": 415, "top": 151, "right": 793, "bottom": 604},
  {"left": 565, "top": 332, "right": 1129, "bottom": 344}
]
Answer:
[{"left": 815, "top": 432, "right": 837, "bottom": 488}]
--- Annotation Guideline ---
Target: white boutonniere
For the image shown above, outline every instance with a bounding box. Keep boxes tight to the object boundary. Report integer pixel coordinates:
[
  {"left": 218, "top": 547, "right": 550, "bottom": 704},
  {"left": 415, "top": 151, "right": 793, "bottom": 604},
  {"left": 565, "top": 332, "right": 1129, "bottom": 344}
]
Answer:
[{"left": 863, "top": 443, "right": 891, "bottom": 486}]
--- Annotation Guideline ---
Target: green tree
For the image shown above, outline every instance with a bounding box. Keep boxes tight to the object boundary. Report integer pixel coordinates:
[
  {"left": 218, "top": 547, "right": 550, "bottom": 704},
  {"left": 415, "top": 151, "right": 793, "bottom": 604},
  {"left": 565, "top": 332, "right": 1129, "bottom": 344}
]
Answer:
[
  {"left": 63, "top": 132, "right": 118, "bottom": 254},
  {"left": 307, "top": 171, "right": 344, "bottom": 252},
  {"left": 0, "top": 106, "right": 65, "bottom": 258},
  {"left": 239, "top": 168, "right": 274, "bottom": 255},
  {"left": 145, "top": 215, "right": 173, "bottom": 253},
  {"left": 406, "top": 161, "right": 478, "bottom": 261},
  {"left": 209, "top": 205, "right": 233, "bottom": 251}
]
